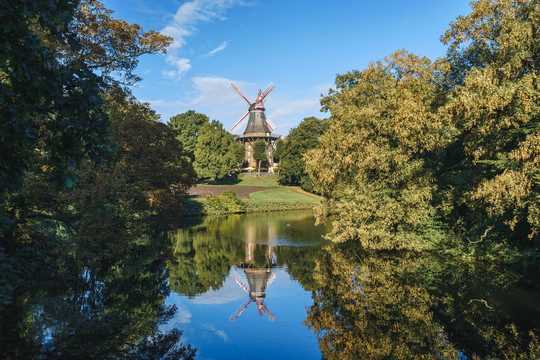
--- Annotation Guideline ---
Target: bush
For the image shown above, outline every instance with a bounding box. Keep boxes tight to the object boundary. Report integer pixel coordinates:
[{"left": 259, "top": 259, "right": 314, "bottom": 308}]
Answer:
[{"left": 203, "top": 191, "right": 246, "bottom": 215}]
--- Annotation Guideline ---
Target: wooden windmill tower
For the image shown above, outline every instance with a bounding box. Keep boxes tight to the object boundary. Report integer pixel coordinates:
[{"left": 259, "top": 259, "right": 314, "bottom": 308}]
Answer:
[{"left": 229, "top": 83, "right": 280, "bottom": 171}]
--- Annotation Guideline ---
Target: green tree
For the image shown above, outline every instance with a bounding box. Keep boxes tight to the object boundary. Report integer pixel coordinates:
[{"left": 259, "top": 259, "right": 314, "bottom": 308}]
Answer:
[
  {"left": 0, "top": 0, "right": 109, "bottom": 192},
  {"left": 168, "top": 110, "right": 210, "bottom": 162},
  {"left": 273, "top": 139, "right": 286, "bottom": 163},
  {"left": 253, "top": 139, "right": 268, "bottom": 176},
  {"left": 306, "top": 51, "right": 448, "bottom": 250},
  {"left": 194, "top": 120, "right": 236, "bottom": 182},
  {"left": 0, "top": 0, "right": 177, "bottom": 309},
  {"left": 278, "top": 117, "right": 329, "bottom": 192},
  {"left": 229, "top": 141, "right": 246, "bottom": 169},
  {"left": 437, "top": 0, "right": 540, "bottom": 249}
]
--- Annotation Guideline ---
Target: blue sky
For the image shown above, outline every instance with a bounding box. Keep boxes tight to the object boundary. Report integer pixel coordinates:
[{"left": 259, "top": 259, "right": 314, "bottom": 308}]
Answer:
[{"left": 102, "top": 0, "right": 472, "bottom": 135}]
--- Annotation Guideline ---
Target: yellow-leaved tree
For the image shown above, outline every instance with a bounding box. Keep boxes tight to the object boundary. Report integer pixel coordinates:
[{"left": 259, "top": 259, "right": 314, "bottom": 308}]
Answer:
[{"left": 306, "top": 51, "right": 450, "bottom": 250}]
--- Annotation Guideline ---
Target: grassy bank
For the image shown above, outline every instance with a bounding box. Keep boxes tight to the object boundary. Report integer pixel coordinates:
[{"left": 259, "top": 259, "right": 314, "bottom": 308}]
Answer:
[
  {"left": 183, "top": 186, "right": 321, "bottom": 216},
  {"left": 198, "top": 173, "right": 279, "bottom": 187}
]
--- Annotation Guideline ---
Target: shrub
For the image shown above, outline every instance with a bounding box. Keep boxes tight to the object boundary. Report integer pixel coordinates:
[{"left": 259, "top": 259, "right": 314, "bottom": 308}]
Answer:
[{"left": 203, "top": 191, "right": 246, "bottom": 215}]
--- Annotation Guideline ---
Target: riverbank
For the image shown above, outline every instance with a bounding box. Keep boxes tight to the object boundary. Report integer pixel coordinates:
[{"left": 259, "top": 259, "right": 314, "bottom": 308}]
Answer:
[{"left": 184, "top": 175, "right": 322, "bottom": 216}]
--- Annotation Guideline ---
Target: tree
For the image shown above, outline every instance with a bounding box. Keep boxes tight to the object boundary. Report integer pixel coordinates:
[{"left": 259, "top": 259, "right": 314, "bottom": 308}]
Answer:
[
  {"left": 437, "top": 0, "right": 540, "bottom": 246},
  {"left": 229, "top": 141, "right": 246, "bottom": 169},
  {"left": 0, "top": 0, "right": 178, "bottom": 309},
  {"left": 62, "top": 0, "right": 172, "bottom": 85},
  {"left": 168, "top": 110, "right": 210, "bottom": 162},
  {"left": 273, "top": 139, "right": 286, "bottom": 163},
  {"left": 0, "top": 0, "right": 109, "bottom": 192},
  {"left": 278, "top": 117, "right": 329, "bottom": 192},
  {"left": 253, "top": 140, "right": 268, "bottom": 176},
  {"left": 193, "top": 121, "right": 236, "bottom": 182},
  {"left": 306, "top": 51, "right": 448, "bottom": 250}
]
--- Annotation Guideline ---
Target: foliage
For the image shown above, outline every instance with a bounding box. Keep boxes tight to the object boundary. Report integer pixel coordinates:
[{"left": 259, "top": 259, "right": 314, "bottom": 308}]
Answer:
[
  {"left": 436, "top": 0, "right": 540, "bottom": 251},
  {"left": 168, "top": 110, "right": 210, "bottom": 162},
  {"left": 253, "top": 139, "right": 268, "bottom": 175},
  {"left": 273, "top": 139, "right": 286, "bottom": 163},
  {"left": 306, "top": 51, "right": 449, "bottom": 250},
  {"left": 244, "top": 200, "right": 317, "bottom": 213},
  {"left": 277, "top": 117, "right": 329, "bottom": 192},
  {"left": 204, "top": 191, "right": 246, "bottom": 215},
  {"left": 230, "top": 140, "right": 246, "bottom": 169},
  {"left": 304, "top": 0, "right": 540, "bottom": 261},
  {"left": 194, "top": 120, "right": 237, "bottom": 182},
  {"left": 0, "top": 0, "right": 191, "bottom": 311},
  {"left": 65, "top": 0, "right": 172, "bottom": 85},
  {"left": 0, "top": 0, "right": 109, "bottom": 192}
]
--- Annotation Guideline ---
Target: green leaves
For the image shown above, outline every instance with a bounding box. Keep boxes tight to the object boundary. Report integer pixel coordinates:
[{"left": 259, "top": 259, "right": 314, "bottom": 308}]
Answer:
[
  {"left": 277, "top": 117, "right": 328, "bottom": 192},
  {"left": 193, "top": 120, "right": 236, "bottom": 182}
]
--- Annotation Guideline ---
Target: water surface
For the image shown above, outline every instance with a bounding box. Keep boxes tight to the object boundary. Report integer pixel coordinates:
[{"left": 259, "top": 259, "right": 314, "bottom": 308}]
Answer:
[{"left": 163, "top": 211, "right": 330, "bottom": 359}]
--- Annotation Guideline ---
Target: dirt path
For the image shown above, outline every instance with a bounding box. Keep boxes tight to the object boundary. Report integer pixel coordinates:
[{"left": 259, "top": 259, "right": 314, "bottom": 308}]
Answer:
[
  {"left": 286, "top": 186, "right": 325, "bottom": 199},
  {"left": 188, "top": 185, "right": 279, "bottom": 199}
]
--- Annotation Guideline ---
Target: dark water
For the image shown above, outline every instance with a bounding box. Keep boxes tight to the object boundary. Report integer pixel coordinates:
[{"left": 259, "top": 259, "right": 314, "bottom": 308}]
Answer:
[{"left": 1, "top": 211, "right": 538, "bottom": 359}]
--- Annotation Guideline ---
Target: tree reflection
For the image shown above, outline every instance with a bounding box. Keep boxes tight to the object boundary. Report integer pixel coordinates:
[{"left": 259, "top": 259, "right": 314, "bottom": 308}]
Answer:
[
  {"left": 166, "top": 212, "right": 327, "bottom": 299},
  {"left": 0, "top": 232, "right": 196, "bottom": 359},
  {"left": 306, "top": 245, "right": 540, "bottom": 359}
]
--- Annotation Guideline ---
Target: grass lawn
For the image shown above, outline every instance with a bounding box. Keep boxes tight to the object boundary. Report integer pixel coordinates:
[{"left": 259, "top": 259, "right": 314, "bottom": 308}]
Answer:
[
  {"left": 198, "top": 173, "right": 279, "bottom": 186},
  {"left": 233, "top": 174, "right": 279, "bottom": 187},
  {"left": 248, "top": 187, "right": 321, "bottom": 203}
]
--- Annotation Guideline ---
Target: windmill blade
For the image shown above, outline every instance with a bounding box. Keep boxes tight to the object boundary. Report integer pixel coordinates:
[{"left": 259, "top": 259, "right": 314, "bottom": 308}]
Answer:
[
  {"left": 230, "top": 273, "right": 250, "bottom": 294},
  {"left": 230, "top": 111, "right": 250, "bottom": 132},
  {"left": 266, "top": 118, "right": 276, "bottom": 130},
  {"left": 266, "top": 272, "right": 276, "bottom": 288},
  {"left": 229, "top": 83, "right": 252, "bottom": 105},
  {"left": 259, "top": 303, "right": 276, "bottom": 322},
  {"left": 260, "top": 82, "right": 275, "bottom": 102},
  {"left": 230, "top": 299, "right": 251, "bottom": 322},
  {"left": 265, "top": 121, "right": 274, "bottom": 132}
]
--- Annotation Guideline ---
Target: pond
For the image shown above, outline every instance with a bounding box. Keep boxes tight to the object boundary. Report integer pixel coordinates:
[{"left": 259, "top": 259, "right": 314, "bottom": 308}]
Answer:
[
  {"left": 162, "top": 211, "right": 330, "bottom": 359},
  {"left": 0, "top": 210, "right": 538, "bottom": 359}
]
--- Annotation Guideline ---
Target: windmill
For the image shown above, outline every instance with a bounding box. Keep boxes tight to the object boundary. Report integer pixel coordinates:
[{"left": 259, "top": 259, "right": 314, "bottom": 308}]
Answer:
[
  {"left": 229, "top": 271, "right": 276, "bottom": 322},
  {"left": 229, "top": 83, "right": 276, "bottom": 133},
  {"left": 229, "top": 83, "right": 280, "bottom": 172},
  {"left": 229, "top": 242, "right": 277, "bottom": 322}
]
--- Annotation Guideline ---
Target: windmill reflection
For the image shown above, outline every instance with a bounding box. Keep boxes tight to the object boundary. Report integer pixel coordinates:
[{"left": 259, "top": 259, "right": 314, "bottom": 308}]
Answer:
[{"left": 230, "top": 242, "right": 276, "bottom": 322}]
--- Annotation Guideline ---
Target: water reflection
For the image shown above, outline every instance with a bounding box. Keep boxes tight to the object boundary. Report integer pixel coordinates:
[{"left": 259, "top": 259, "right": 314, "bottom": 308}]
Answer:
[
  {"left": 165, "top": 212, "right": 539, "bottom": 359},
  {"left": 164, "top": 211, "right": 328, "bottom": 359},
  {"left": 0, "top": 231, "right": 196, "bottom": 359},
  {"left": 305, "top": 244, "right": 540, "bottom": 359},
  {"left": 230, "top": 243, "right": 277, "bottom": 322}
]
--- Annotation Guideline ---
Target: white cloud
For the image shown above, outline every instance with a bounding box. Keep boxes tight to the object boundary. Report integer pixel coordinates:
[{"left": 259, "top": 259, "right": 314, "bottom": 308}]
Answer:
[
  {"left": 162, "top": 57, "right": 192, "bottom": 80},
  {"left": 189, "top": 76, "right": 248, "bottom": 106},
  {"left": 203, "top": 324, "right": 229, "bottom": 342},
  {"left": 161, "top": 0, "right": 244, "bottom": 80},
  {"left": 266, "top": 96, "right": 321, "bottom": 132},
  {"left": 143, "top": 78, "right": 325, "bottom": 134},
  {"left": 201, "top": 41, "right": 228, "bottom": 57}
]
